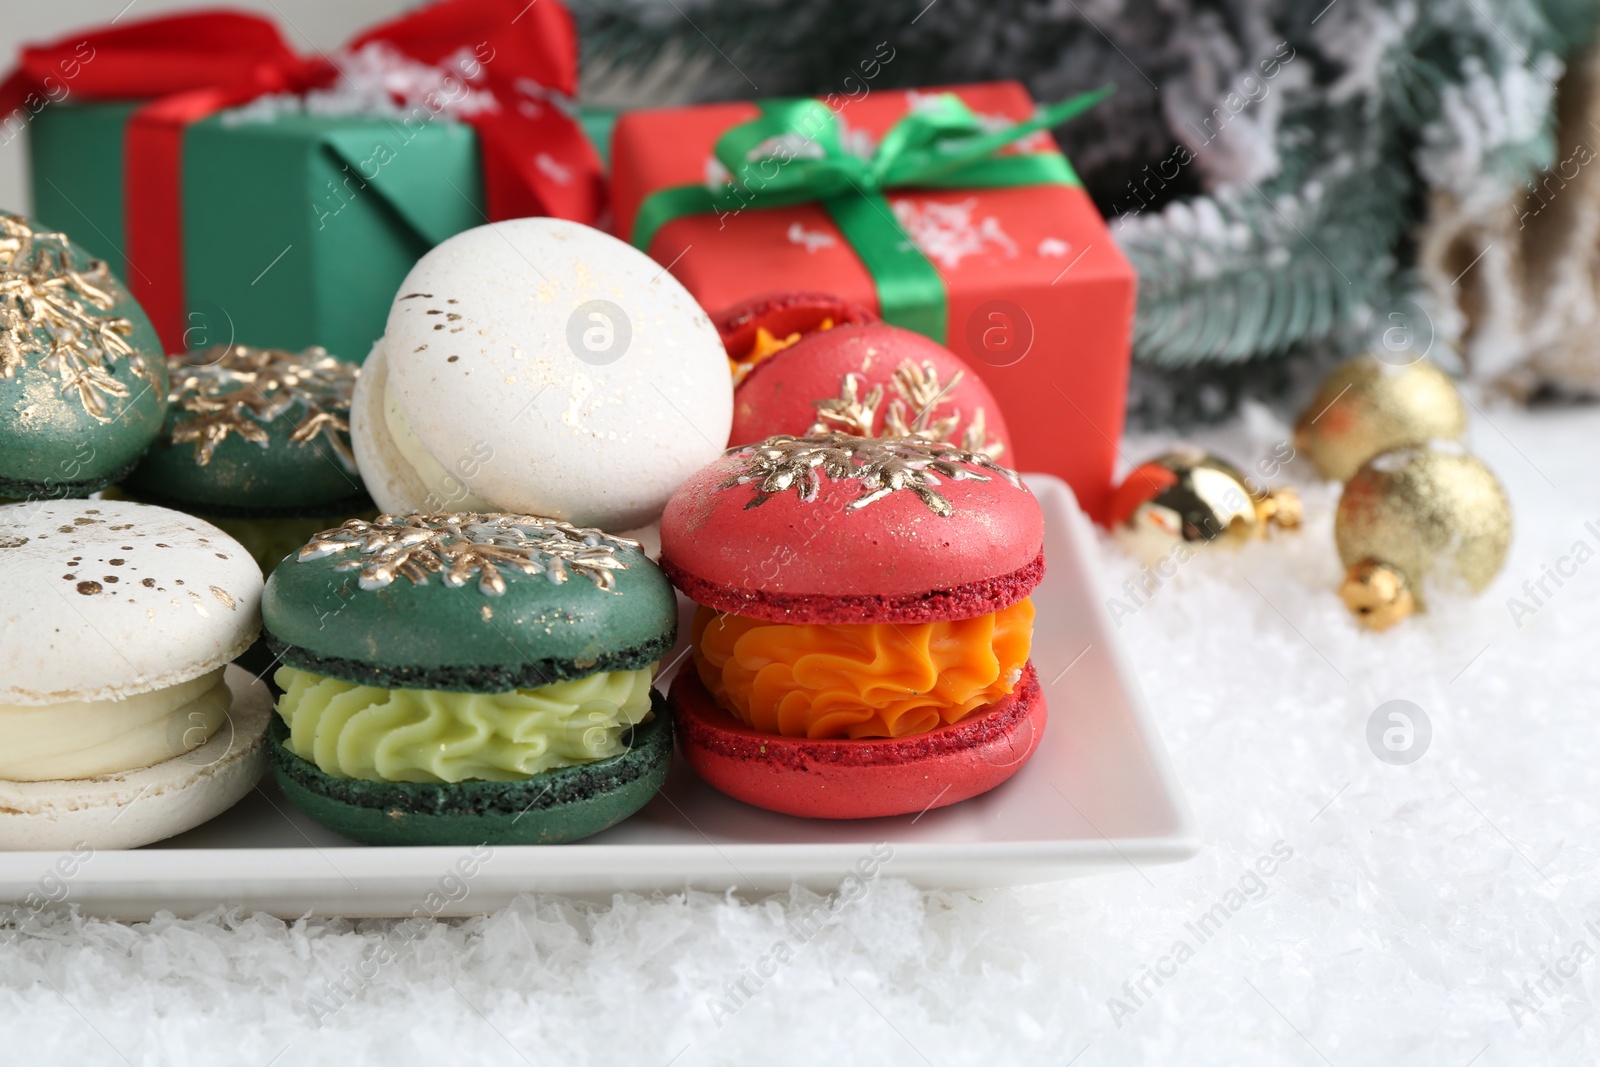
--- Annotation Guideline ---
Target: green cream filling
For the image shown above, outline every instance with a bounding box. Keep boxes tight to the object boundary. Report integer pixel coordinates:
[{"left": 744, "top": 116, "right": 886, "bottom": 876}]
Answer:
[{"left": 273, "top": 664, "right": 657, "bottom": 784}]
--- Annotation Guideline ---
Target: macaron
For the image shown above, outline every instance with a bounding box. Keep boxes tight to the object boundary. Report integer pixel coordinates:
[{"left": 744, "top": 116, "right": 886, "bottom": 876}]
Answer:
[
  {"left": 0, "top": 212, "right": 168, "bottom": 499},
  {"left": 0, "top": 499, "right": 268, "bottom": 849},
  {"left": 261, "top": 513, "right": 678, "bottom": 844},
  {"left": 350, "top": 218, "right": 733, "bottom": 531},
  {"left": 714, "top": 291, "right": 878, "bottom": 387},
  {"left": 659, "top": 432, "right": 1047, "bottom": 819},
  {"left": 121, "top": 344, "right": 372, "bottom": 575},
  {"left": 721, "top": 306, "right": 1011, "bottom": 459}
]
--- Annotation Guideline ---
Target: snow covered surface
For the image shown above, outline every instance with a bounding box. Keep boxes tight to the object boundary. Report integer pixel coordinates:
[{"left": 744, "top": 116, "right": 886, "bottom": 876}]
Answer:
[{"left": 1, "top": 399, "right": 1597, "bottom": 1066}]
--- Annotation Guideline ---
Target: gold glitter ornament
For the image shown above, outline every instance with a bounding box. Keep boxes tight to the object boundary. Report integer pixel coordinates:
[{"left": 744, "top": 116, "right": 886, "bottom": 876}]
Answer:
[
  {"left": 1294, "top": 355, "right": 1467, "bottom": 482},
  {"left": 1334, "top": 444, "right": 1512, "bottom": 629},
  {"left": 1110, "top": 446, "right": 1302, "bottom": 563},
  {"left": 1338, "top": 560, "right": 1417, "bottom": 631}
]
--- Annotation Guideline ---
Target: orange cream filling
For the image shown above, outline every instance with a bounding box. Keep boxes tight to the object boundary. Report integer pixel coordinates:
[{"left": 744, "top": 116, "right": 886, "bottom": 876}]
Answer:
[
  {"left": 729, "top": 318, "right": 834, "bottom": 386},
  {"left": 691, "top": 599, "right": 1035, "bottom": 739}
]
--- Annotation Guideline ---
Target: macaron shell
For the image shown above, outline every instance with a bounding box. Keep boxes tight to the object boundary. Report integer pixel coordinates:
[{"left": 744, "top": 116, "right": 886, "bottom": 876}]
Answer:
[
  {"left": 349, "top": 339, "right": 437, "bottom": 514},
  {"left": 714, "top": 291, "right": 878, "bottom": 363},
  {"left": 0, "top": 665, "right": 270, "bottom": 850},
  {"left": 0, "top": 222, "right": 168, "bottom": 494},
  {"left": 125, "top": 397, "right": 366, "bottom": 517},
  {"left": 262, "top": 519, "right": 678, "bottom": 689},
  {"left": 381, "top": 218, "right": 732, "bottom": 530},
  {"left": 0, "top": 349, "right": 168, "bottom": 494},
  {"left": 0, "top": 499, "right": 264, "bottom": 705},
  {"left": 671, "top": 663, "right": 1045, "bottom": 819},
  {"left": 659, "top": 443, "right": 1044, "bottom": 617},
  {"left": 266, "top": 694, "right": 673, "bottom": 845},
  {"left": 731, "top": 323, "right": 1012, "bottom": 454},
  {"left": 663, "top": 550, "right": 1044, "bottom": 625}
]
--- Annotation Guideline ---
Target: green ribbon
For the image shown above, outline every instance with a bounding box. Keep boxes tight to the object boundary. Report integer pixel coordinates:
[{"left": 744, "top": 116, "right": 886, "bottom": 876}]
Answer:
[{"left": 630, "top": 87, "right": 1111, "bottom": 341}]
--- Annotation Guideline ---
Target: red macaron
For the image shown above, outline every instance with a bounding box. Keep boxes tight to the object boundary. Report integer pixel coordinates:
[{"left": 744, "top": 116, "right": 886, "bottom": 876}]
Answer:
[
  {"left": 716, "top": 293, "right": 1013, "bottom": 461},
  {"left": 660, "top": 433, "right": 1047, "bottom": 819},
  {"left": 715, "top": 291, "right": 878, "bottom": 371}
]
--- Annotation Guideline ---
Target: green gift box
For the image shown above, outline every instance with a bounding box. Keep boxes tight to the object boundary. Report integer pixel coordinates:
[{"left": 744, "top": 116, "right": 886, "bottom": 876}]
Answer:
[
  {"left": 27, "top": 103, "right": 616, "bottom": 361},
  {"left": 7, "top": 0, "right": 609, "bottom": 359}
]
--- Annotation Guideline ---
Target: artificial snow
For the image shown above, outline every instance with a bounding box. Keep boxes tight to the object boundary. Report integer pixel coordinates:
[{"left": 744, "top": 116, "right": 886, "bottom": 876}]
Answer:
[{"left": 1, "top": 399, "right": 1597, "bottom": 1065}]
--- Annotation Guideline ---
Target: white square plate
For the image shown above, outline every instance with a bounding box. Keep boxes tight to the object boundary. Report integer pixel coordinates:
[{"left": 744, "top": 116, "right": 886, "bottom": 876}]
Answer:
[{"left": 0, "top": 475, "right": 1198, "bottom": 918}]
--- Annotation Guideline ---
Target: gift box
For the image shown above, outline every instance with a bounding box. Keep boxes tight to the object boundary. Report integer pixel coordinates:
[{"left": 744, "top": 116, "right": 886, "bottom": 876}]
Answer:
[
  {"left": 28, "top": 101, "right": 488, "bottom": 362},
  {"left": 3, "top": 0, "right": 605, "bottom": 360},
  {"left": 611, "top": 82, "right": 1136, "bottom": 522}
]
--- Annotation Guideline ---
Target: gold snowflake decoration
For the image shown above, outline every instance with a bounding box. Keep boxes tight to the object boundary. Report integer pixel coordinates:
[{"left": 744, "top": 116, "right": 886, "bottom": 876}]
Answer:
[
  {"left": 722, "top": 432, "right": 1023, "bottom": 517},
  {"left": 168, "top": 345, "right": 360, "bottom": 467},
  {"left": 0, "top": 213, "right": 147, "bottom": 420},
  {"left": 809, "top": 373, "right": 881, "bottom": 437},
  {"left": 297, "top": 514, "right": 639, "bottom": 595},
  {"left": 808, "top": 359, "right": 1004, "bottom": 459}
]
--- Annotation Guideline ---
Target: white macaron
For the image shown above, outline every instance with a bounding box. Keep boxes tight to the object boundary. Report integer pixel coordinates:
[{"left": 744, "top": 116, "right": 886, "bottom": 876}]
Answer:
[
  {"left": 351, "top": 218, "right": 733, "bottom": 531},
  {"left": 0, "top": 498, "right": 269, "bottom": 849}
]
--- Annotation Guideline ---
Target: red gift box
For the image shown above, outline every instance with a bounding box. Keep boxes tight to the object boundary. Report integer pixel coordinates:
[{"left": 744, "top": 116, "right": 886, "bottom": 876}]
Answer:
[{"left": 611, "top": 82, "right": 1136, "bottom": 522}]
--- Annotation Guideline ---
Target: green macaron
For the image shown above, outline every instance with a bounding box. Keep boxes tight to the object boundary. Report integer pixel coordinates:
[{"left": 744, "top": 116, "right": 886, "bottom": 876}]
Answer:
[
  {"left": 120, "top": 344, "right": 373, "bottom": 574},
  {"left": 0, "top": 212, "right": 168, "bottom": 499},
  {"left": 260, "top": 513, "right": 679, "bottom": 845},
  {"left": 266, "top": 707, "right": 673, "bottom": 846}
]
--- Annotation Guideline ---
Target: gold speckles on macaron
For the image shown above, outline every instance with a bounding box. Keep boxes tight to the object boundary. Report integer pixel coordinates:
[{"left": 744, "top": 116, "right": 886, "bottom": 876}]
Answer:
[{"left": 0, "top": 498, "right": 263, "bottom": 705}]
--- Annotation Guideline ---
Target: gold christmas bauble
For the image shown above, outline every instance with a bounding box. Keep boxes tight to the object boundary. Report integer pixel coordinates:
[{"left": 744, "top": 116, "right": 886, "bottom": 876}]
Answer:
[
  {"left": 1334, "top": 444, "right": 1512, "bottom": 629},
  {"left": 1110, "top": 446, "right": 1301, "bottom": 562},
  {"left": 1294, "top": 355, "right": 1467, "bottom": 482}
]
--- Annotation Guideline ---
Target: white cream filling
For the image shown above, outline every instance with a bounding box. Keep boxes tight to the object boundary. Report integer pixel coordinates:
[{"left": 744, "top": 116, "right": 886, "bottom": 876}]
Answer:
[
  {"left": 382, "top": 373, "right": 495, "bottom": 513},
  {"left": 0, "top": 668, "right": 230, "bottom": 781}
]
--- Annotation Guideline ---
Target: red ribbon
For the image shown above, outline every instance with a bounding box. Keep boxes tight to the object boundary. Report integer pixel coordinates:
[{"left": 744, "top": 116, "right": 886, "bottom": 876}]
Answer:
[{"left": 0, "top": 0, "right": 603, "bottom": 350}]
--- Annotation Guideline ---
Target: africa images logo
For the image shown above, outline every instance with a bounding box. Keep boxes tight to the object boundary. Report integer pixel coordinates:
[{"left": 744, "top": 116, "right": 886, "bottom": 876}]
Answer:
[{"left": 1105, "top": 841, "right": 1294, "bottom": 1028}]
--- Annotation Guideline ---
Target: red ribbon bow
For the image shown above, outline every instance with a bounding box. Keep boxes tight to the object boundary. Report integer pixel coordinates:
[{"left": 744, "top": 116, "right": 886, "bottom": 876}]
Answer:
[{"left": 0, "top": 0, "right": 603, "bottom": 350}]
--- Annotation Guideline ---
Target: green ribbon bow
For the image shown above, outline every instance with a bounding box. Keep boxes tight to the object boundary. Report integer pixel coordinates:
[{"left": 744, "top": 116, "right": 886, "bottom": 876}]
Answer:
[{"left": 630, "top": 87, "right": 1112, "bottom": 340}]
